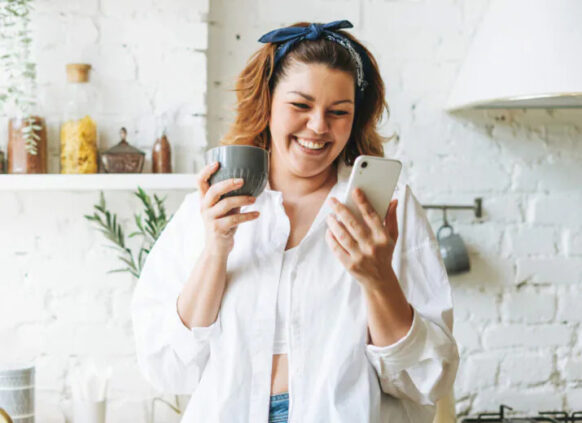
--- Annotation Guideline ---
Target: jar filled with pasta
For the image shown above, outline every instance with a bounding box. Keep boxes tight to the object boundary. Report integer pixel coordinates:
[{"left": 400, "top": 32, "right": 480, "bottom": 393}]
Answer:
[{"left": 60, "top": 63, "right": 99, "bottom": 174}]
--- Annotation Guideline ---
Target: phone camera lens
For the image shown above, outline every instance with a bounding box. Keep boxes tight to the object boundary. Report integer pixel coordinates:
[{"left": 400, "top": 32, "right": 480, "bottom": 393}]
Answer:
[{"left": 361, "top": 161, "right": 368, "bottom": 168}]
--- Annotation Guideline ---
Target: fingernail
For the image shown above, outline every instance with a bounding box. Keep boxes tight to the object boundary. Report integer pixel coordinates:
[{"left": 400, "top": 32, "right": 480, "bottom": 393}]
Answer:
[{"left": 235, "top": 178, "right": 244, "bottom": 184}]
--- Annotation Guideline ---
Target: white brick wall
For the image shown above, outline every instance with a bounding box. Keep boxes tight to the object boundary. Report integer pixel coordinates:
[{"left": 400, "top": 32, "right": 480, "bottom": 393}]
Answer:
[
  {"left": 20, "top": 0, "right": 210, "bottom": 173},
  {"left": 206, "top": 0, "right": 582, "bottom": 417},
  {"left": 0, "top": 190, "right": 188, "bottom": 422},
  {"left": 2, "top": 0, "right": 582, "bottom": 421}
]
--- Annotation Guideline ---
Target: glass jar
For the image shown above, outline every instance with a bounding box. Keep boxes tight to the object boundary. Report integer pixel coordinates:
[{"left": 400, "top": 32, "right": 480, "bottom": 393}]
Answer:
[
  {"left": 60, "top": 63, "right": 99, "bottom": 174},
  {"left": 7, "top": 115, "right": 48, "bottom": 174}
]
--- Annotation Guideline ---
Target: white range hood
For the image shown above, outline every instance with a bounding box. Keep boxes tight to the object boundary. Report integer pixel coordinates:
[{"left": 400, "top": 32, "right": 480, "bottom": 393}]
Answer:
[{"left": 446, "top": 0, "right": 582, "bottom": 110}]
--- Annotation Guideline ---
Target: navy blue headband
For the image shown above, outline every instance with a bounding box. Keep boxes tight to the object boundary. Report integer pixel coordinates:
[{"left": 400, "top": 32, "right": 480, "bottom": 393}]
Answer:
[{"left": 258, "top": 20, "right": 371, "bottom": 106}]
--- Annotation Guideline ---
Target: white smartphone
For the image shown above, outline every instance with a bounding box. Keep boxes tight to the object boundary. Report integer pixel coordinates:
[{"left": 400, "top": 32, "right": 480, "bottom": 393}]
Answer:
[{"left": 342, "top": 155, "right": 402, "bottom": 221}]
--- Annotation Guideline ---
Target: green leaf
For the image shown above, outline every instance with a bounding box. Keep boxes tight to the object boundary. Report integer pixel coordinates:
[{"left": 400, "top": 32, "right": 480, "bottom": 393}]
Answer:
[
  {"left": 134, "top": 214, "right": 144, "bottom": 232},
  {"left": 107, "top": 268, "right": 131, "bottom": 274}
]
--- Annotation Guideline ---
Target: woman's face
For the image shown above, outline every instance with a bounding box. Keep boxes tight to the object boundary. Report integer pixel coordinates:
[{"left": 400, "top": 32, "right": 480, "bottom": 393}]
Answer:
[{"left": 269, "top": 61, "right": 355, "bottom": 178}]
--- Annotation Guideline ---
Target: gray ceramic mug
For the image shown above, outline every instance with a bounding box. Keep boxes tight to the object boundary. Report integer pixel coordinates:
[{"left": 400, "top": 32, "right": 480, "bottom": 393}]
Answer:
[
  {"left": 204, "top": 145, "right": 269, "bottom": 198},
  {"left": 437, "top": 223, "right": 470, "bottom": 274}
]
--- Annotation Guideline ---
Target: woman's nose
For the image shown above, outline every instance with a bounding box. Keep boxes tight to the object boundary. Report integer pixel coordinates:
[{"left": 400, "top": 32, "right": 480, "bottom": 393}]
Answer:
[{"left": 306, "top": 110, "right": 329, "bottom": 135}]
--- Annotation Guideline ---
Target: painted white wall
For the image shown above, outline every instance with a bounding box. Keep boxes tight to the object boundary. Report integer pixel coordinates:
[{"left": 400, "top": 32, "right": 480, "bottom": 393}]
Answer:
[{"left": 1, "top": 0, "right": 582, "bottom": 421}]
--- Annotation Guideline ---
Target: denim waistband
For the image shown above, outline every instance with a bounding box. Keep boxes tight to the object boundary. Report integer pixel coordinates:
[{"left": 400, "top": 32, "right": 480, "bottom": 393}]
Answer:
[{"left": 270, "top": 392, "right": 289, "bottom": 402}]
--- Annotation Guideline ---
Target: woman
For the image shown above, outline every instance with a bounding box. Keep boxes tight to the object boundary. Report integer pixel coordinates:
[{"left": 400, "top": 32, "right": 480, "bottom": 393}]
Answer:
[{"left": 132, "top": 20, "right": 459, "bottom": 423}]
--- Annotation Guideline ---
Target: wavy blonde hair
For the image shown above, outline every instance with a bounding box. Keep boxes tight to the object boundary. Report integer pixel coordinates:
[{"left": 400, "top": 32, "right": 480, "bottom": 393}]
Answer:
[{"left": 221, "top": 22, "right": 389, "bottom": 166}]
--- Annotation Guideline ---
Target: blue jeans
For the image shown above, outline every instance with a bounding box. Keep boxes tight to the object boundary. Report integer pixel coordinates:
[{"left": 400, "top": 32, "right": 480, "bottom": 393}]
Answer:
[{"left": 269, "top": 392, "right": 289, "bottom": 423}]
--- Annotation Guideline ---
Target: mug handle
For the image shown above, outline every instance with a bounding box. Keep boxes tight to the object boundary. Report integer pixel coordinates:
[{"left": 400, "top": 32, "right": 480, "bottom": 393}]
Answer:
[{"left": 437, "top": 223, "right": 454, "bottom": 241}]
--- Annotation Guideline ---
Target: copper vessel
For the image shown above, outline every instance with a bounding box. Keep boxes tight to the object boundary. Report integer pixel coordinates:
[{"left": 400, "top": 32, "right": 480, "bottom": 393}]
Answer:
[{"left": 101, "top": 127, "right": 145, "bottom": 173}]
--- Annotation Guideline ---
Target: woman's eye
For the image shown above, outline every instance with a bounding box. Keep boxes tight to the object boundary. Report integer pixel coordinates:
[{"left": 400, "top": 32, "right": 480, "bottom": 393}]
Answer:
[
  {"left": 291, "top": 103, "right": 309, "bottom": 109},
  {"left": 290, "top": 103, "right": 349, "bottom": 116}
]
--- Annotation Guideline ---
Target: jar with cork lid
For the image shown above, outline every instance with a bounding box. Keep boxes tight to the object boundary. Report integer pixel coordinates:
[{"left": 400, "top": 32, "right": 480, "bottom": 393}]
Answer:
[{"left": 60, "top": 63, "right": 99, "bottom": 174}]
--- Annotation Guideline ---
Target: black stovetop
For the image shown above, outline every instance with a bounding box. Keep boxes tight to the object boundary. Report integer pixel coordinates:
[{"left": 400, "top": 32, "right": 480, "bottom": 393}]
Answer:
[{"left": 461, "top": 405, "right": 582, "bottom": 422}]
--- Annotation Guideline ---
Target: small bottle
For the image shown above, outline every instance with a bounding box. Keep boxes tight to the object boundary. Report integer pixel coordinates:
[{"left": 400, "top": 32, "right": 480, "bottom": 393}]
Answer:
[
  {"left": 152, "top": 133, "right": 172, "bottom": 173},
  {"left": 60, "top": 63, "right": 99, "bottom": 174}
]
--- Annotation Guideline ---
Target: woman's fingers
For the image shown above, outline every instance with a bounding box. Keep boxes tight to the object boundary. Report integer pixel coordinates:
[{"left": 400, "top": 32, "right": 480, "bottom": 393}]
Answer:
[
  {"left": 197, "top": 161, "right": 219, "bottom": 195},
  {"left": 384, "top": 199, "right": 399, "bottom": 243},
  {"left": 326, "top": 213, "right": 360, "bottom": 257},
  {"left": 203, "top": 177, "right": 245, "bottom": 209},
  {"left": 327, "top": 197, "right": 369, "bottom": 246},
  {"left": 197, "top": 163, "right": 260, "bottom": 253},
  {"left": 214, "top": 210, "right": 260, "bottom": 235},
  {"left": 208, "top": 195, "right": 256, "bottom": 219},
  {"left": 325, "top": 228, "right": 350, "bottom": 266},
  {"left": 352, "top": 188, "right": 388, "bottom": 242}
]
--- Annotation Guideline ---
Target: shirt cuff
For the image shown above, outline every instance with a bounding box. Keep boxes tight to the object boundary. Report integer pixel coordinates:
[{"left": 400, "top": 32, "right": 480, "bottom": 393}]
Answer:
[
  {"left": 167, "top": 297, "right": 221, "bottom": 364},
  {"left": 365, "top": 307, "right": 423, "bottom": 367}
]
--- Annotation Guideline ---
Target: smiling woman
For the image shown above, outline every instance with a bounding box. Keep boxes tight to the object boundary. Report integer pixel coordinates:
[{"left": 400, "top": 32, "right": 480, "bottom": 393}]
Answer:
[
  {"left": 221, "top": 21, "right": 386, "bottom": 166},
  {"left": 131, "top": 20, "right": 458, "bottom": 423}
]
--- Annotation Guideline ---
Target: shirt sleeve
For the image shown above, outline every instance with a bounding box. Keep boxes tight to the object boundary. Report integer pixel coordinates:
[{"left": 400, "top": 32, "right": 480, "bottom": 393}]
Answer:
[
  {"left": 364, "top": 184, "right": 459, "bottom": 406},
  {"left": 131, "top": 191, "right": 220, "bottom": 394}
]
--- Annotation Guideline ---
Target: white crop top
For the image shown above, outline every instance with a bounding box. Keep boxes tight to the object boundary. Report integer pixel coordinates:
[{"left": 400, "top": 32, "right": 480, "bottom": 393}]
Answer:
[{"left": 273, "top": 245, "right": 299, "bottom": 355}]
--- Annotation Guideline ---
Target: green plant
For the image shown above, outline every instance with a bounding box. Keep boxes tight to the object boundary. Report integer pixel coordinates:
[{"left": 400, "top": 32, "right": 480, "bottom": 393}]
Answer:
[
  {"left": 84, "top": 187, "right": 173, "bottom": 279},
  {"left": 0, "top": 0, "right": 41, "bottom": 155}
]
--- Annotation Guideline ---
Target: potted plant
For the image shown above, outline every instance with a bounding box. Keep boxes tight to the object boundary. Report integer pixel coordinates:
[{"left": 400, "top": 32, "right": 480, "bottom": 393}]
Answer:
[{"left": 0, "top": 0, "right": 47, "bottom": 173}]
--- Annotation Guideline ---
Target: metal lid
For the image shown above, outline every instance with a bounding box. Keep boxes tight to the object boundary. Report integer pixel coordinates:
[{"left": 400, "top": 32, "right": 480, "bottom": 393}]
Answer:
[{"left": 103, "top": 127, "right": 145, "bottom": 156}]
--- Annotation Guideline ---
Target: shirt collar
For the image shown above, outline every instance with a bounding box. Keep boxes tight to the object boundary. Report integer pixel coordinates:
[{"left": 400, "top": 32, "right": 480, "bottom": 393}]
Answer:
[{"left": 259, "top": 161, "right": 352, "bottom": 242}]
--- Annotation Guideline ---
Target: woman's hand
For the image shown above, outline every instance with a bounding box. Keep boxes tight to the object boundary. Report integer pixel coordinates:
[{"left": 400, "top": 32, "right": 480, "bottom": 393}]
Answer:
[
  {"left": 325, "top": 188, "right": 398, "bottom": 289},
  {"left": 197, "top": 161, "right": 260, "bottom": 257}
]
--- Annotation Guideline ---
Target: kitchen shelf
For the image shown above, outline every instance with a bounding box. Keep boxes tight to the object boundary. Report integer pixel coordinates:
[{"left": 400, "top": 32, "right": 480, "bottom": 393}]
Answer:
[{"left": 0, "top": 174, "right": 198, "bottom": 191}]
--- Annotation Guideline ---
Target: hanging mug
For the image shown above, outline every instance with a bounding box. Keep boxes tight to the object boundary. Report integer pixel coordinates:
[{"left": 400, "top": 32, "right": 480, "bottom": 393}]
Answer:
[{"left": 437, "top": 223, "right": 470, "bottom": 274}]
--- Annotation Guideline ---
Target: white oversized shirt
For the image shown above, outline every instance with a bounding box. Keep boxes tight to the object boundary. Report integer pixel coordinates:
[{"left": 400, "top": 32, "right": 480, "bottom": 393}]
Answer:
[
  {"left": 273, "top": 246, "right": 297, "bottom": 355},
  {"left": 131, "top": 160, "right": 459, "bottom": 423}
]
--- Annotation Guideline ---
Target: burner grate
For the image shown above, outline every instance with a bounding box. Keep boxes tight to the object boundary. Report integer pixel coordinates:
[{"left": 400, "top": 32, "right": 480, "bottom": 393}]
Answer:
[{"left": 461, "top": 405, "right": 582, "bottom": 423}]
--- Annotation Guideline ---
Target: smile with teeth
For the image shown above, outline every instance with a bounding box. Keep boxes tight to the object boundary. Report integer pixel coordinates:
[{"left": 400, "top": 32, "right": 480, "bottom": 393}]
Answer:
[{"left": 294, "top": 137, "right": 328, "bottom": 150}]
